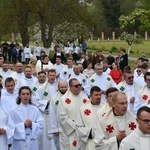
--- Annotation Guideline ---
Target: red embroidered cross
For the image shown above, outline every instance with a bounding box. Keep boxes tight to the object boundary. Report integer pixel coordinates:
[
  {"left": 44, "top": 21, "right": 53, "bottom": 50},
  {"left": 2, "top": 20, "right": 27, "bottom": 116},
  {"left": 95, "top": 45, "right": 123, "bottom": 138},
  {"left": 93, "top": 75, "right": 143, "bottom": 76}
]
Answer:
[
  {"left": 129, "top": 122, "right": 136, "bottom": 130},
  {"left": 84, "top": 109, "right": 91, "bottom": 116},
  {"left": 106, "top": 125, "right": 114, "bottom": 133},
  {"left": 72, "top": 140, "right": 77, "bottom": 147},
  {"left": 142, "top": 94, "right": 148, "bottom": 101},
  {"left": 65, "top": 98, "right": 71, "bottom": 104},
  {"left": 102, "top": 113, "right": 106, "bottom": 117},
  {"left": 83, "top": 99, "right": 87, "bottom": 104}
]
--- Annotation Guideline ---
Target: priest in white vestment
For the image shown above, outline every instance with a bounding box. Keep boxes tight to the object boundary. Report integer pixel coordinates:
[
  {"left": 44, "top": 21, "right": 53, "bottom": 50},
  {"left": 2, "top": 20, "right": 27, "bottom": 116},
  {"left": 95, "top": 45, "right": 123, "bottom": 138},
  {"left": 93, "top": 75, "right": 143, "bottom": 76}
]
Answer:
[
  {"left": 76, "top": 86, "right": 105, "bottom": 150},
  {"left": 89, "top": 63, "right": 116, "bottom": 103},
  {"left": 120, "top": 106, "right": 150, "bottom": 150},
  {"left": 0, "top": 98, "right": 14, "bottom": 150},
  {"left": 69, "top": 64, "right": 90, "bottom": 96},
  {"left": 95, "top": 92, "right": 137, "bottom": 150},
  {"left": 33, "top": 69, "right": 58, "bottom": 150},
  {"left": 10, "top": 86, "right": 43, "bottom": 150},
  {"left": 11, "top": 62, "right": 24, "bottom": 85},
  {"left": 1, "top": 77, "right": 18, "bottom": 112},
  {"left": 97, "top": 87, "right": 118, "bottom": 119},
  {"left": 16, "top": 66, "right": 37, "bottom": 91},
  {"left": 134, "top": 72, "right": 150, "bottom": 114},
  {"left": 57, "top": 78, "right": 89, "bottom": 149},
  {"left": 49, "top": 80, "right": 68, "bottom": 150},
  {"left": 116, "top": 71, "right": 142, "bottom": 114},
  {"left": 59, "top": 57, "right": 74, "bottom": 81}
]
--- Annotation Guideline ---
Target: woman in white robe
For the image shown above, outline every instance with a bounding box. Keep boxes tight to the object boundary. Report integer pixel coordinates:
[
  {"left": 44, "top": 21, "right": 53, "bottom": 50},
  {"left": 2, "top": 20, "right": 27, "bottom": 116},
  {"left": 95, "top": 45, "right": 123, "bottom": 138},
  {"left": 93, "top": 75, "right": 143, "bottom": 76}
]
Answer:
[{"left": 10, "top": 86, "right": 43, "bottom": 150}]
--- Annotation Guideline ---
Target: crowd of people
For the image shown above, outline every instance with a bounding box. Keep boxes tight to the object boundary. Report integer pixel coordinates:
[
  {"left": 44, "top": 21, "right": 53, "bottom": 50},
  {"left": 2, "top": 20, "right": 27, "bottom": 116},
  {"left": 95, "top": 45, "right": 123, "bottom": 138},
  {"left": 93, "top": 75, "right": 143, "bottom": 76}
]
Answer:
[{"left": 0, "top": 40, "right": 150, "bottom": 150}]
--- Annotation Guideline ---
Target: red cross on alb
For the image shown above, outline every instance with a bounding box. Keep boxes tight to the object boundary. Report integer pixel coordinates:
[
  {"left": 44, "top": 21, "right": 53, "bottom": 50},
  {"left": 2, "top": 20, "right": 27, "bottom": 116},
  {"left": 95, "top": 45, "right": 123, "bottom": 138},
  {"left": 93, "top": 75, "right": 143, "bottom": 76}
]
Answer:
[
  {"left": 142, "top": 94, "right": 148, "bottom": 101},
  {"left": 84, "top": 109, "right": 91, "bottom": 116},
  {"left": 83, "top": 99, "right": 87, "bottom": 104},
  {"left": 72, "top": 140, "right": 77, "bottom": 147},
  {"left": 129, "top": 122, "right": 136, "bottom": 130},
  {"left": 106, "top": 125, "right": 114, "bottom": 133},
  {"left": 65, "top": 98, "right": 71, "bottom": 104}
]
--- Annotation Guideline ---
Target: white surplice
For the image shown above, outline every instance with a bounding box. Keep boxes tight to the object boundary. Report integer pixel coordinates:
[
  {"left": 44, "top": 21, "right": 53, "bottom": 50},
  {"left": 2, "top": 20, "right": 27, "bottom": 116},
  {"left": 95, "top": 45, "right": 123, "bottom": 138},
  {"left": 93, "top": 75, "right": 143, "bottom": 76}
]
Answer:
[
  {"left": 76, "top": 100, "right": 105, "bottom": 150},
  {"left": 0, "top": 102, "right": 14, "bottom": 150},
  {"left": 10, "top": 103, "right": 43, "bottom": 150},
  {"left": 11, "top": 72, "right": 24, "bottom": 85},
  {"left": 119, "top": 128, "right": 150, "bottom": 150},
  {"left": 57, "top": 89, "right": 89, "bottom": 150}
]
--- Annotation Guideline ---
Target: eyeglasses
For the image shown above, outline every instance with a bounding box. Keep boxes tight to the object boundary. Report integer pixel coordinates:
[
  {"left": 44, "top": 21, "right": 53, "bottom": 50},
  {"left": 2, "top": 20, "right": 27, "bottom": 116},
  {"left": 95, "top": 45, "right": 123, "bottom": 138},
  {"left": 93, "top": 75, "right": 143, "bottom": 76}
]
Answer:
[
  {"left": 138, "top": 118, "right": 150, "bottom": 124},
  {"left": 128, "top": 76, "right": 134, "bottom": 80},
  {"left": 72, "top": 84, "right": 82, "bottom": 88},
  {"left": 136, "top": 70, "right": 141, "bottom": 73}
]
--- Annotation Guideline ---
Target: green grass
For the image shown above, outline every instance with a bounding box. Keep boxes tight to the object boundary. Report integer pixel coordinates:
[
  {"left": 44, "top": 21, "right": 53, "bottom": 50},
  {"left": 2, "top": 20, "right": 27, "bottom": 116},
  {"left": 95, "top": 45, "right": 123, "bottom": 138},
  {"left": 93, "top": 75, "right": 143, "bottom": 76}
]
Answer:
[{"left": 86, "top": 40, "right": 150, "bottom": 57}]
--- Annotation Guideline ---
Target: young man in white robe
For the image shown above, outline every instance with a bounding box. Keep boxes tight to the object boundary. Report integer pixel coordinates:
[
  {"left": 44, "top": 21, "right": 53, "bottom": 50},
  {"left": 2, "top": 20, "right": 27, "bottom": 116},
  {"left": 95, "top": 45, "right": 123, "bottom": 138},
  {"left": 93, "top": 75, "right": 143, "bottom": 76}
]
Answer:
[
  {"left": 0, "top": 93, "right": 14, "bottom": 150},
  {"left": 89, "top": 63, "right": 116, "bottom": 103},
  {"left": 16, "top": 66, "right": 37, "bottom": 91},
  {"left": 97, "top": 87, "right": 118, "bottom": 119},
  {"left": 36, "top": 55, "right": 53, "bottom": 73},
  {"left": 134, "top": 72, "right": 150, "bottom": 114},
  {"left": 11, "top": 62, "right": 24, "bottom": 85},
  {"left": 69, "top": 64, "right": 90, "bottom": 96},
  {"left": 59, "top": 57, "right": 74, "bottom": 81},
  {"left": 30, "top": 71, "right": 47, "bottom": 97},
  {"left": 1, "top": 77, "right": 18, "bottom": 112},
  {"left": 53, "top": 56, "right": 65, "bottom": 82},
  {"left": 57, "top": 78, "right": 89, "bottom": 149},
  {"left": 33, "top": 69, "right": 58, "bottom": 150},
  {"left": 49, "top": 80, "right": 68, "bottom": 150},
  {"left": 95, "top": 92, "right": 137, "bottom": 150},
  {"left": 119, "top": 106, "right": 150, "bottom": 150},
  {"left": 10, "top": 86, "right": 43, "bottom": 150},
  {"left": 76, "top": 86, "right": 105, "bottom": 150},
  {"left": 24, "top": 43, "right": 31, "bottom": 64},
  {"left": 116, "top": 70, "right": 142, "bottom": 114}
]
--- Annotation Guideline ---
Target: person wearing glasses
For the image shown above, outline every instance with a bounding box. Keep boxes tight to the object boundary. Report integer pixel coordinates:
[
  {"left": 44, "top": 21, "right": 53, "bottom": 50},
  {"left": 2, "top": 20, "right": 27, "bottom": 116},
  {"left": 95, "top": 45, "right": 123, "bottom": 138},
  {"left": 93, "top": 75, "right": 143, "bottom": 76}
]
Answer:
[
  {"left": 134, "top": 72, "right": 150, "bottom": 115},
  {"left": 57, "top": 78, "right": 89, "bottom": 149},
  {"left": 89, "top": 63, "right": 116, "bottom": 103},
  {"left": 116, "top": 70, "right": 142, "bottom": 114},
  {"left": 76, "top": 86, "right": 105, "bottom": 150},
  {"left": 95, "top": 92, "right": 137, "bottom": 150},
  {"left": 119, "top": 106, "right": 150, "bottom": 150}
]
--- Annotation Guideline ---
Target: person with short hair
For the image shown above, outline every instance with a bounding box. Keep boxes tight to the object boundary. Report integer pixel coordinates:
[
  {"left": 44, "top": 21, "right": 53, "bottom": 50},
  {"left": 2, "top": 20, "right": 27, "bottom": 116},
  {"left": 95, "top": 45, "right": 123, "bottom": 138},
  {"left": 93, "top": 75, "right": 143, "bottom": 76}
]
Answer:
[
  {"left": 119, "top": 106, "right": 150, "bottom": 150},
  {"left": 95, "top": 92, "right": 137, "bottom": 150},
  {"left": 76, "top": 86, "right": 105, "bottom": 150},
  {"left": 57, "top": 78, "right": 89, "bottom": 149},
  {"left": 116, "top": 70, "right": 142, "bottom": 113},
  {"left": 10, "top": 86, "right": 43, "bottom": 150}
]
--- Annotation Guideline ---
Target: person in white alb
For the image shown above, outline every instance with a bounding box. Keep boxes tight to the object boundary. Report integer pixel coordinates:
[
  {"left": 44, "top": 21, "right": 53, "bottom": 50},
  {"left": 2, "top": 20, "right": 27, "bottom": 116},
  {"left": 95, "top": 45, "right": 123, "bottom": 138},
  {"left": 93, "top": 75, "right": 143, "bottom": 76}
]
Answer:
[
  {"left": 76, "top": 86, "right": 105, "bottom": 150},
  {"left": 116, "top": 70, "right": 142, "bottom": 114},
  {"left": 95, "top": 92, "right": 137, "bottom": 150},
  {"left": 89, "top": 63, "right": 116, "bottom": 103},
  {"left": 10, "top": 86, "right": 43, "bottom": 150},
  {"left": 119, "top": 106, "right": 150, "bottom": 150},
  {"left": 134, "top": 72, "right": 150, "bottom": 114},
  {"left": 24, "top": 43, "right": 31, "bottom": 64},
  {"left": 49, "top": 80, "right": 68, "bottom": 150},
  {"left": 57, "top": 78, "right": 89, "bottom": 149},
  {"left": 0, "top": 95, "right": 14, "bottom": 150},
  {"left": 97, "top": 87, "right": 118, "bottom": 119},
  {"left": 34, "top": 42, "right": 42, "bottom": 60}
]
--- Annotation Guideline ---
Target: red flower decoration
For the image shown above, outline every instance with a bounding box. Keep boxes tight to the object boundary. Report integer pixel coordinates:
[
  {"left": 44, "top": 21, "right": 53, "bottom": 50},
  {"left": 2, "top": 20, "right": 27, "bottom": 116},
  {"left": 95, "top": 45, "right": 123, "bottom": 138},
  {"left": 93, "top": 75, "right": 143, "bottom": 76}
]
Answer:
[
  {"left": 83, "top": 99, "right": 87, "bottom": 104},
  {"left": 106, "top": 125, "right": 114, "bottom": 133},
  {"left": 84, "top": 109, "right": 91, "bottom": 116},
  {"left": 72, "top": 140, "right": 77, "bottom": 147},
  {"left": 142, "top": 94, "right": 148, "bottom": 101},
  {"left": 65, "top": 98, "right": 71, "bottom": 104},
  {"left": 129, "top": 122, "right": 136, "bottom": 130}
]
